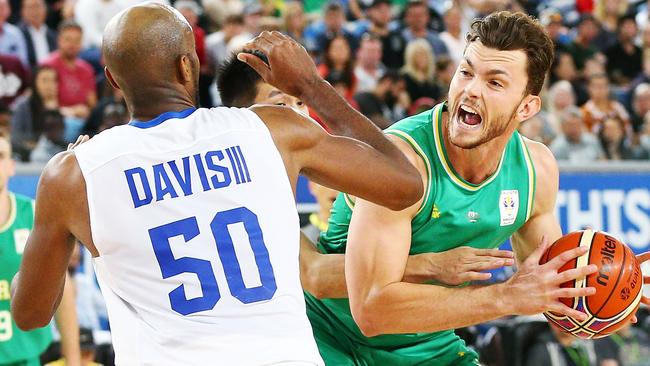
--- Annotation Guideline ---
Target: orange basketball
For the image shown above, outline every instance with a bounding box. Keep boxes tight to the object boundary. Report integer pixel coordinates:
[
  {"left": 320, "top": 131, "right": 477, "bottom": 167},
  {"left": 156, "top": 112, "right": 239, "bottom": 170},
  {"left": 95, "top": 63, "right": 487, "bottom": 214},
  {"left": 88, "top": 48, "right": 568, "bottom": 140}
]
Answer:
[{"left": 540, "top": 229, "right": 643, "bottom": 339}]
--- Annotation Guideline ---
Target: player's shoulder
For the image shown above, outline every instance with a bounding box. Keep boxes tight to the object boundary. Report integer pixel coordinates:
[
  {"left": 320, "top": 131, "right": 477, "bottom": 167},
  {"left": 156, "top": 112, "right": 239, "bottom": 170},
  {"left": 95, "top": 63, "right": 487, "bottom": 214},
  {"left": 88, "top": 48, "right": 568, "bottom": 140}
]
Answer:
[
  {"left": 40, "top": 151, "right": 84, "bottom": 194},
  {"left": 386, "top": 108, "right": 434, "bottom": 136},
  {"left": 522, "top": 136, "right": 559, "bottom": 183}
]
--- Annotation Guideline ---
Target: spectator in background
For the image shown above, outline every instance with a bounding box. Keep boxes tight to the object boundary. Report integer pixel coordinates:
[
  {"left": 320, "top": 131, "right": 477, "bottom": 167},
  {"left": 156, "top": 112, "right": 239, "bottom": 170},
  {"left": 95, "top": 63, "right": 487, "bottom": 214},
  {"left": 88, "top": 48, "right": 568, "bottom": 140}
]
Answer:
[
  {"left": 207, "top": 15, "right": 245, "bottom": 75},
  {"left": 19, "top": 0, "right": 57, "bottom": 68},
  {"left": 73, "top": 0, "right": 125, "bottom": 52},
  {"left": 10, "top": 66, "right": 59, "bottom": 161},
  {"left": 540, "top": 10, "right": 570, "bottom": 51},
  {"left": 605, "top": 15, "right": 642, "bottom": 87},
  {"left": 546, "top": 80, "right": 577, "bottom": 135},
  {"left": 304, "top": 1, "right": 356, "bottom": 56},
  {"left": 401, "top": 0, "right": 448, "bottom": 59},
  {"left": 581, "top": 73, "right": 630, "bottom": 133},
  {"left": 0, "top": 102, "right": 9, "bottom": 136},
  {"left": 434, "top": 57, "right": 453, "bottom": 96},
  {"left": 439, "top": 5, "right": 464, "bottom": 66},
  {"left": 641, "top": 111, "right": 650, "bottom": 155},
  {"left": 637, "top": 0, "right": 650, "bottom": 32},
  {"left": 525, "top": 322, "right": 599, "bottom": 366},
  {"left": 354, "top": 70, "right": 409, "bottom": 128},
  {"left": 550, "top": 51, "right": 589, "bottom": 105},
  {"left": 594, "top": 0, "right": 628, "bottom": 51},
  {"left": 29, "top": 108, "right": 65, "bottom": 162},
  {"left": 283, "top": 2, "right": 307, "bottom": 45},
  {"left": 598, "top": 116, "right": 648, "bottom": 160},
  {"left": 400, "top": 38, "right": 440, "bottom": 102},
  {"left": 81, "top": 86, "right": 125, "bottom": 136},
  {"left": 175, "top": 1, "right": 210, "bottom": 107},
  {"left": 550, "top": 106, "right": 605, "bottom": 162},
  {"left": 42, "top": 21, "right": 97, "bottom": 121},
  {"left": 354, "top": 33, "right": 385, "bottom": 93},
  {"left": 595, "top": 323, "right": 650, "bottom": 366},
  {"left": 318, "top": 34, "right": 356, "bottom": 99},
  {"left": 519, "top": 114, "right": 556, "bottom": 146},
  {"left": 0, "top": 0, "right": 29, "bottom": 66},
  {"left": 564, "top": 14, "right": 600, "bottom": 72},
  {"left": 97, "top": 102, "right": 128, "bottom": 132},
  {"left": 359, "top": 0, "right": 405, "bottom": 70},
  {"left": 631, "top": 83, "right": 650, "bottom": 133},
  {"left": 630, "top": 49, "right": 650, "bottom": 92},
  {"left": 243, "top": 2, "right": 264, "bottom": 37},
  {"left": 0, "top": 54, "right": 30, "bottom": 107}
]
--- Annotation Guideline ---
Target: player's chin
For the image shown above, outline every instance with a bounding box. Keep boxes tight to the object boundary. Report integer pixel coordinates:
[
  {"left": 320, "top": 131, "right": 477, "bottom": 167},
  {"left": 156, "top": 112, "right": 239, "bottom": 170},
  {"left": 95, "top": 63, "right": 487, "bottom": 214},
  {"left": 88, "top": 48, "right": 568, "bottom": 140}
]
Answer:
[{"left": 449, "top": 129, "right": 484, "bottom": 150}]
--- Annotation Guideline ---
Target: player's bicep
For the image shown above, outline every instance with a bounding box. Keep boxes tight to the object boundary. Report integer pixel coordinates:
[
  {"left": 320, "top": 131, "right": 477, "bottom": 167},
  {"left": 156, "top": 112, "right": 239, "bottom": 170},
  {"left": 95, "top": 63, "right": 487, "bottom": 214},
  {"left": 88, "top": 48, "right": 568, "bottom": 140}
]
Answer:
[
  {"left": 512, "top": 212, "right": 562, "bottom": 264},
  {"left": 345, "top": 198, "right": 415, "bottom": 310}
]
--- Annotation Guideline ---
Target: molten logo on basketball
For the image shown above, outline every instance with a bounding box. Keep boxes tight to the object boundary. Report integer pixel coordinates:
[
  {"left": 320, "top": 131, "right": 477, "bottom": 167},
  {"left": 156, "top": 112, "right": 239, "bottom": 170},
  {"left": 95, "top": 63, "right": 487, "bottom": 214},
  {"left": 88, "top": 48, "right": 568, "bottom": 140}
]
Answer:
[
  {"left": 596, "top": 236, "right": 617, "bottom": 286},
  {"left": 620, "top": 287, "right": 630, "bottom": 300}
]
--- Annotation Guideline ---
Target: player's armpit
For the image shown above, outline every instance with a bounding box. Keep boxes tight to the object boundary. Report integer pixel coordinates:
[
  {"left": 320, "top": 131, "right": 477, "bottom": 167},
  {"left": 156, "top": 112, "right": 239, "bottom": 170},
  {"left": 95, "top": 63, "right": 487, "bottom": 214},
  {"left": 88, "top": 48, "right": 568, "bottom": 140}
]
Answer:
[{"left": 11, "top": 152, "right": 81, "bottom": 330}]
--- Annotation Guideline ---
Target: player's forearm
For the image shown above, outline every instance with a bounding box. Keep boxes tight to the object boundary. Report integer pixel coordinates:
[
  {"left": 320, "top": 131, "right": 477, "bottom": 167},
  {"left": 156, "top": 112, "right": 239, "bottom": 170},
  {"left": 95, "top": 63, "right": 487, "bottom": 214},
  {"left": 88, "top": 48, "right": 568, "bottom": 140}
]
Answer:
[
  {"left": 55, "top": 274, "right": 81, "bottom": 366},
  {"left": 350, "top": 282, "right": 511, "bottom": 337},
  {"left": 302, "top": 79, "right": 413, "bottom": 167},
  {"left": 403, "top": 254, "right": 441, "bottom": 284}
]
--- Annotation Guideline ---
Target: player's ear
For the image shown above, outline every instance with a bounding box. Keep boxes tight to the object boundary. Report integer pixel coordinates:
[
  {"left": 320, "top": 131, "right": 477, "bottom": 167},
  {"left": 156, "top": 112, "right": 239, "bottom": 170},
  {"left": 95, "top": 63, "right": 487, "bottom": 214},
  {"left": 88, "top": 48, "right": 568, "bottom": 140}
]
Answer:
[
  {"left": 516, "top": 95, "right": 541, "bottom": 122},
  {"left": 178, "top": 54, "right": 193, "bottom": 84},
  {"left": 104, "top": 67, "right": 121, "bottom": 91}
]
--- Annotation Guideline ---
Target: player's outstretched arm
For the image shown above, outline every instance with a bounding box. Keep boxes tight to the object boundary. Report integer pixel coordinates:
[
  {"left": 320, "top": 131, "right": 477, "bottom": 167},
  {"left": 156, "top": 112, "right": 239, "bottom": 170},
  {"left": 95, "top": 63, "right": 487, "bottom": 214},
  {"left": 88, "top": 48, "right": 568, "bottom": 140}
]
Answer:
[
  {"left": 11, "top": 152, "right": 84, "bottom": 330},
  {"left": 300, "top": 230, "right": 515, "bottom": 299},
  {"left": 240, "top": 32, "right": 422, "bottom": 210}
]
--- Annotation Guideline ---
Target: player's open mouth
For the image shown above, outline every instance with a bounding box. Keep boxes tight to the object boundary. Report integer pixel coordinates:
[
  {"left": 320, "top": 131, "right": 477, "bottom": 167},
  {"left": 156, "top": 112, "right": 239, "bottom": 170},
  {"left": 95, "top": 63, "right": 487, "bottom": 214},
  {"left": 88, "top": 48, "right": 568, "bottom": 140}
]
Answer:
[{"left": 457, "top": 104, "right": 482, "bottom": 130}]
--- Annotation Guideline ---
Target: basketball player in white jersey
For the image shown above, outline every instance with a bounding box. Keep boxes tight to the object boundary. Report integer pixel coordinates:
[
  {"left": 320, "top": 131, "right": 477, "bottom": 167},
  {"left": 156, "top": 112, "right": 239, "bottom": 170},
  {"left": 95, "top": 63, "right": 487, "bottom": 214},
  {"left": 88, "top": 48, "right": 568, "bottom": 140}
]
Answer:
[{"left": 10, "top": 4, "right": 423, "bottom": 365}]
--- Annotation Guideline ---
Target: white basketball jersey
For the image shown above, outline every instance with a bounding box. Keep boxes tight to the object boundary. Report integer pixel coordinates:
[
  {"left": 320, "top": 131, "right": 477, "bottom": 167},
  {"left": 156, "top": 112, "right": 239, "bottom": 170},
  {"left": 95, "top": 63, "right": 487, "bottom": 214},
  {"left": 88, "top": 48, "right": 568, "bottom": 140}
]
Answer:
[{"left": 74, "top": 107, "right": 323, "bottom": 366}]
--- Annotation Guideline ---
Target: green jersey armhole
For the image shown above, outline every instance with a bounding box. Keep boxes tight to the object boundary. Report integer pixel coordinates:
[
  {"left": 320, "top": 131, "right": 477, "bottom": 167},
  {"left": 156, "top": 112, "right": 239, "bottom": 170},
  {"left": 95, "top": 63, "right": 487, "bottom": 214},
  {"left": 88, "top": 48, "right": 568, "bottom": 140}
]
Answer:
[
  {"left": 519, "top": 134, "right": 537, "bottom": 221},
  {"left": 384, "top": 129, "right": 432, "bottom": 216}
]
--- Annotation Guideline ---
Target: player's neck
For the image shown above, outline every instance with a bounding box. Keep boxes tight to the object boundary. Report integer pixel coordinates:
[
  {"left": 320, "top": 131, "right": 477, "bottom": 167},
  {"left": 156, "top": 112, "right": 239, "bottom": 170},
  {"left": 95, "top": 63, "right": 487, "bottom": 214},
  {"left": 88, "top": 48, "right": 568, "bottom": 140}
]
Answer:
[
  {"left": 0, "top": 190, "right": 11, "bottom": 228},
  {"left": 441, "top": 112, "right": 512, "bottom": 185},
  {"left": 128, "top": 99, "right": 196, "bottom": 122}
]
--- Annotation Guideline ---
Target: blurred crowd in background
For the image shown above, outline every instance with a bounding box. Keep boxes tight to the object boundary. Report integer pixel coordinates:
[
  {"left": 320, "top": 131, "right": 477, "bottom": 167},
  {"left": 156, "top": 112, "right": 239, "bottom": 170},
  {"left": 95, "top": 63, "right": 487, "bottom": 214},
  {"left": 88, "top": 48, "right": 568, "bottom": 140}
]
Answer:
[
  {"left": 1, "top": 0, "right": 650, "bottom": 163},
  {"left": 2, "top": 0, "right": 650, "bottom": 365}
]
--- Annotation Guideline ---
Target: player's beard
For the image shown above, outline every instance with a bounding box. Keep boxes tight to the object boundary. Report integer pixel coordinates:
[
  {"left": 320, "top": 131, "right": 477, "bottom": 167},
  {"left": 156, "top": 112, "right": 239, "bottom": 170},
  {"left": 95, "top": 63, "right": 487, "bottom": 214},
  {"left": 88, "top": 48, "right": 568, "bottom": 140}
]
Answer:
[{"left": 448, "top": 97, "right": 521, "bottom": 150}]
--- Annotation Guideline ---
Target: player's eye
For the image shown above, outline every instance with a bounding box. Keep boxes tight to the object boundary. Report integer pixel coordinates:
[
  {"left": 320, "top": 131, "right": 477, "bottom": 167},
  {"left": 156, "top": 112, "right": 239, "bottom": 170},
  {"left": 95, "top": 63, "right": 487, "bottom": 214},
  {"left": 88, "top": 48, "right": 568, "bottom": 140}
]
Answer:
[
  {"left": 489, "top": 80, "right": 503, "bottom": 88},
  {"left": 276, "top": 103, "right": 286, "bottom": 106}
]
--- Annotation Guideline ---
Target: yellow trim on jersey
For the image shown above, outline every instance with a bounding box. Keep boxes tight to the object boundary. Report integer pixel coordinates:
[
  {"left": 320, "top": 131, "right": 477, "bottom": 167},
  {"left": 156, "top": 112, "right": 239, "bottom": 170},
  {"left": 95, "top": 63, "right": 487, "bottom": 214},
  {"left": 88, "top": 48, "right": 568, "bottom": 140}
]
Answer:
[
  {"left": 384, "top": 129, "right": 432, "bottom": 216},
  {"left": 343, "top": 193, "right": 355, "bottom": 210},
  {"left": 0, "top": 193, "right": 17, "bottom": 233},
  {"left": 432, "top": 107, "right": 506, "bottom": 192},
  {"left": 519, "top": 134, "right": 537, "bottom": 221}
]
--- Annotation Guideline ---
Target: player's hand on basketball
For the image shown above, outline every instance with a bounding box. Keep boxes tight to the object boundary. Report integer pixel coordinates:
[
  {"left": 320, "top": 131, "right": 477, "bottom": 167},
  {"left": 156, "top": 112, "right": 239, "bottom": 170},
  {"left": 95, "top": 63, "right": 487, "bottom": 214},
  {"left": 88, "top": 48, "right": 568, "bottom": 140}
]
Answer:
[
  {"left": 413, "top": 247, "right": 515, "bottom": 286},
  {"left": 504, "top": 236, "right": 597, "bottom": 321},
  {"left": 67, "top": 134, "right": 89, "bottom": 151},
  {"left": 238, "top": 31, "right": 321, "bottom": 99},
  {"left": 636, "top": 251, "right": 650, "bottom": 306}
]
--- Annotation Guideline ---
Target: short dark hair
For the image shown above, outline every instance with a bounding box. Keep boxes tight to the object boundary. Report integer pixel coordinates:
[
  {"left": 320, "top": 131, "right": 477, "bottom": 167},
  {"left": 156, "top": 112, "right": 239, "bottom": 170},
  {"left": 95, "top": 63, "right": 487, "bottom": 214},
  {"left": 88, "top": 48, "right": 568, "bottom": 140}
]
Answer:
[
  {"left": 58, "top": 20, "right": 82, "bottom": 34},
  {"left": 466, "top": 11, "right": 554, "bottom": 96},
  {"left": 224, "top": 14, "right": 244, "bottom": 25},
  {"left": 218, "top": 53, "right": 268, "bottom": 107}
]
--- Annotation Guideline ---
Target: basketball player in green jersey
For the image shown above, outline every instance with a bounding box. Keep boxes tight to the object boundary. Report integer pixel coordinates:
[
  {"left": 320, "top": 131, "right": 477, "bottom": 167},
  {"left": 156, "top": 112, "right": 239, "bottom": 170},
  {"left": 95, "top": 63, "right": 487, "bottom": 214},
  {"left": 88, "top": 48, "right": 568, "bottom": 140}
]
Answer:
[
  {"left": 0, "top": 133, "right": 81, "bottom": 365},
  {"left": 240, "top": 11, "right": 600, "bottom": 366}
]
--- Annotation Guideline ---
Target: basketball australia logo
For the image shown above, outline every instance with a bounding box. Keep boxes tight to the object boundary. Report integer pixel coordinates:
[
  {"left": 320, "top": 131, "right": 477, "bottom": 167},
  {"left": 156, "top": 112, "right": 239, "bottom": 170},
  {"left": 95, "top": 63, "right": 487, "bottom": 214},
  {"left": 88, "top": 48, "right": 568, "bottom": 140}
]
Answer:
[{"left": 499, "top": 190, "right": 519, "bottom": 226}]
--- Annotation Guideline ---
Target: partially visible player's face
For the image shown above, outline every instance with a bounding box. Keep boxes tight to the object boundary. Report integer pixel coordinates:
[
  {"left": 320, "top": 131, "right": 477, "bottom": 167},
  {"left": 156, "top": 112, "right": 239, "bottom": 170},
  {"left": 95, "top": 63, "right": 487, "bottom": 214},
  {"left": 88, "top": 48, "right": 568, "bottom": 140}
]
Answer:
[
  {"left": 254, "top": 82, "right": 309, "bottom": 116},
  {"left": 0, "top": 137, "right": 15, "bottom": 194},
  {"left": 447, "top": 41, "right": 528, "bottom": 149}
]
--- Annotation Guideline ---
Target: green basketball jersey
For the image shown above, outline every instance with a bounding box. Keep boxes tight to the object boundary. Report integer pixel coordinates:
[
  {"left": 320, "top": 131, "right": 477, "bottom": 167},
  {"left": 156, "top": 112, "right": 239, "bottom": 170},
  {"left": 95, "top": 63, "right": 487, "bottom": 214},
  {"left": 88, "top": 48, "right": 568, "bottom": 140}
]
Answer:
[
  {"left": 0, "top": 193, "right": 52, "bottom": 363},
  {"left": 306, "top": 103, "right": 536, "bottom": 355}
]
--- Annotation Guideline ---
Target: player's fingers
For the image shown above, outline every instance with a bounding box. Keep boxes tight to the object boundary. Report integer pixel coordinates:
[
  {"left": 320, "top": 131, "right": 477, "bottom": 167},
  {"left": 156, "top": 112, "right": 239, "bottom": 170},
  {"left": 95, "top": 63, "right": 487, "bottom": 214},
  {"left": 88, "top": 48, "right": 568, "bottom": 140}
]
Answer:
[
  {"left": 241, "top": 35, "right": 275, "bottom": 57},
  {"left": 545, "top": 245, "right": 590, "bottom": 270},
  {"left": 644, "top": 275, "right": 650, "bottom": 284},
  {"left": 547, "top": 302, "right": 589, "bottom": 322},
  {"left": 553, "top": 286, "right": 596, "bottom": 299},
  {"left": 237, "top": 52, "right": 271, "bottom": 80},
  {"left": 631, "top": 315, "right": 638, "bottom": 324},
  {"left": 641, "top": 295, "right": 650, "bottom": 306},
  {"left": 462, "top": 272, "right": 492, "bottom": 282},
  {"left": 467, "top": 258, "right": 513, "bottom": 272},
  {"left": 525, "top": 235, "right": 551, "bottom": 266},
  {"left": 553, "top": 265, "right": 598, "bottom": 285},
  {"left": 636, "top": 251, "right": 650, "bottom": 265},
  {"left": 475, "top": 248, "right": 515, "bottom": 259}
]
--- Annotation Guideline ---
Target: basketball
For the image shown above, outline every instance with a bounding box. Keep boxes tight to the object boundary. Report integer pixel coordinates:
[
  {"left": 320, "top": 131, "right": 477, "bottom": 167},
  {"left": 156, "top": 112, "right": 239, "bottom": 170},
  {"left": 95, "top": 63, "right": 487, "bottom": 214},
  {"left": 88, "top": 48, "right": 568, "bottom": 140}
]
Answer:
[{"left": 541, "top": 229, "right": 643, "bottom": 339}]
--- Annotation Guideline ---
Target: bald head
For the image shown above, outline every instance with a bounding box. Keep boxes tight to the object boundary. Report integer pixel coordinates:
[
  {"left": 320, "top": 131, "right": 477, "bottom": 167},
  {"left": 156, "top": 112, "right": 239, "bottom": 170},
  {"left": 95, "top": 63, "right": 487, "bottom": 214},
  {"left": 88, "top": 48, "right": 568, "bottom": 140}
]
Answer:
[{"left": 102, "top": 3, "right": 200, "bottom": 116}]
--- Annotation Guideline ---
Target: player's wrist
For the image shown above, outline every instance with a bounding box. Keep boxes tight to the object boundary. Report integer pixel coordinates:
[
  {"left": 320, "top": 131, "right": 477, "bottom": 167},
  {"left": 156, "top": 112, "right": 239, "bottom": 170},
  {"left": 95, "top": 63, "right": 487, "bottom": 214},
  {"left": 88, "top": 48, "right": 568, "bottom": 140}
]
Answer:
[
  {"left": 492, "top": 282, "right": 517, "bottom": 317},
  {"left": 297, "top": 77, "right": 329, "bottom": 105}
]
